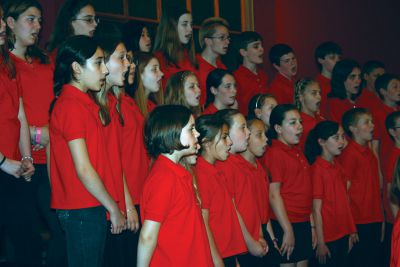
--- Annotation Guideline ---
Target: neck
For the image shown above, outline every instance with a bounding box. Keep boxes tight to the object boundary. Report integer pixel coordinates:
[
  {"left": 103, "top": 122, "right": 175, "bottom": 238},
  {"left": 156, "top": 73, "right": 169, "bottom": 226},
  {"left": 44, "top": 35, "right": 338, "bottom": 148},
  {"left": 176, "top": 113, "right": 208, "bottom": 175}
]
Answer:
[
  {"left": 353, "top": 136, "right": 367, "bottom": 147},
  {"left": 201, "top": 49, "right": 219, "bottom": 67},
  {"left": 11, "top": 41, "right": 28, "bottom": 60},
  {"left": 69, "top": 81, "right": 88, "bottom": 93},
  {"left": 240, "top": 149, "right": 256, "bottom": 165},
  {"left": 277, "top": 136, "right": 292, "bottom": 147},
  {"left": 384, "top": 98, "right": 398, "bottom": 109},
  {"left": 162, "top": 151, "right": 181, "bottom": 164},
  {"left": 243, "top": 59, "right": 257, "bottom": 74},
  {"left": 321, "top": 151, "right": 334, "bottom": 163},
  {"left": 214, "top": 99, "right": 229, "bottom": 110},
  {"left": 201, "top": 152, "right": 216, "bottom": 165},
  {"left": 301, "top": 107, "right": 315, "bottom": 118},
  {"left": 321, "top": 69, "right": 332, "bottom": 79},
  {"left": 279, "top": 72, "right": 292, "bottom": 81},
  {"left": 395, "top": 139, "right": 400, "bottom": 149}
]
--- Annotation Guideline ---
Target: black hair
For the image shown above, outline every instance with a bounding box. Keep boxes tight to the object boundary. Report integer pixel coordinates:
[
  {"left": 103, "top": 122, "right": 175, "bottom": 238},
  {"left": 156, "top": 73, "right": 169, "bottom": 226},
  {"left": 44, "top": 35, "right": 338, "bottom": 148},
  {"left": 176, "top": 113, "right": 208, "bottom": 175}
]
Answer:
[
  {"left": 247, "top": 93, "right": 275, "bottom": 120},
  {"left": 122, "top": 20, "right": 150, "bottom": 53},
  {"left": 269, "top": 43, "right": 293, "bottom": 66},
  {"left": 215, "top": 108, "right": 241, "bottom": 128},
  {"left": 328, "top": 59, "right": 361, "bottom": 100},
  {"left": 205, "top": 68, "right": 234, "bottom": 107},
  {"left": 314, "top": 41, "right": 342, "bottom": 71},
  {"left": 385, "top": 111, "right": 400, "bottom": 142},
  {"left": 268, "top": 104, "right": 298, "bottom": 140},
  {"left": 195, "top": 114, "right": 227, "bottom": 153},
  {"left": 375, "top": 73, "right": 400, "bottom": 100}
]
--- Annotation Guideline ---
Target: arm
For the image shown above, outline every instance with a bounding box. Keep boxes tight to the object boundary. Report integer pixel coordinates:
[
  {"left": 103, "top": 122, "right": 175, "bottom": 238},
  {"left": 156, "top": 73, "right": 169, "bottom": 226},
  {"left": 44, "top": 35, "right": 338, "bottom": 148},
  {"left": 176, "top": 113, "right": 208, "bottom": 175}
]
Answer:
[
  {"left": 18, "top": 98, "right": 34, "bottom": 180},
  {"left": 313, "top": 199, "right": 331, "bottom": 264},
  {"left": 269, "top": 182, "right": 294, "bottom": 260},
  {"left": 202, "top": 209, "right": 224, "bottom": 267},
  {"left": 137, "top": 220, "right": 161, "bottom": 267},
  {"left": 0, "top": 151, "right": 22, "bottom": 178},
  {"left": 68, "top": 139, "right": 125, "bottom": 234},
  {"left": 388, "top": 182, "right": 399, "bottom": 220},
  {"left": 124, "top": 174, "right": 139, "bottom": 232},
  {"left": 266, "top": 220, "right": 280, "bottom": 252}
]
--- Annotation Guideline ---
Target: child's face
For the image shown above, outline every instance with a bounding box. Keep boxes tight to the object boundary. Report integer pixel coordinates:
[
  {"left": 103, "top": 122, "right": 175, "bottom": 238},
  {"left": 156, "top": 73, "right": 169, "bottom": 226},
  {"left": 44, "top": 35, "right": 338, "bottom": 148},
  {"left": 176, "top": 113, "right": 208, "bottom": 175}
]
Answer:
[
  {"left": 180, "top": 115, "right": 200, "bottom": 156},
  {"left": 177, "top": 13, "right": 193, "bottom": 45},
  {"left": 183, "top": 75, "right": 201, "bottom": 107},
  {"left": 78, "top": 47, "right": 108, "bottom": 92},
  {"left": 344, "top": 67, "right": 362, "bottom": 96},
  {"left": 0, "top": 8, "right": 6, "bottom": 46},
  {"left": 141, "top": 58, "right": 164, "bottom": 93},
  {"left": 229, "top": 114, "right": 250, "bottom": 153},
  {"left": 381, "top": 79, "right": 400, "bottom": 103},
  {"left": 351, "top": 113, "right": 374, "bottom": 143},
  {"left": 275, "top": 52, "right": 297, "bottom": 78},
  {"left": 106, "top": 43, "right": 129, "bottom": 88},
  {"left": 389, "top": 117, "right": 400, "bottom": 142},
  {"left": 248, "top": 120, "right": 268, "bottom": 157},
  {"left": 300, "top": 82, "right": 321, "bottom": 114},
  {"left": 211, "top": 124, "right": 232, "bottom": 161},
  {"left": 256, "top": 97, "right": 277, "bottom": 126},
  {"left": 319, "top": 53, "right": 341, "bottom": 73},
  {"left": 139, "top": 27, "right": 152, "bottom": 52},
  {"left": 71, "top": 5, "right": 97, "bottom": 37},
  {"left": 208, "top": 25, "right": 230, "bottom": 55},
  {"left": 213, "top": 74, "right": 237, "bottom": 106},
  {"left": 8, "top": 7, "right": 41, "bottom": 47},
  {"left": 243, "top": 40, "right": 264, "bottom": 65},
  {"left": 364, "top": 67, "right": 385, "bottom": 90},
  {"left": 321, "top": 126, "right": 346, "bottom": 157},
  {"left": 276, "top": 110, "right": 303, "bottom": 146}
]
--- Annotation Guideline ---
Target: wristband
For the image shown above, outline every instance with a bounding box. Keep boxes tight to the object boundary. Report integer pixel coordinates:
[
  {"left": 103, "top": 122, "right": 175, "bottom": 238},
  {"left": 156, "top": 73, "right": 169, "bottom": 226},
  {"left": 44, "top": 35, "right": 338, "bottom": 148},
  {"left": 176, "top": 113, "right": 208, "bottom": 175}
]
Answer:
[
  {"left": 22, "top": 156, "right": 34, "bottom": 164},
  {"left": 35, "top": 127, "right": 41, "bottom": 145},
  {"left": 0, "top": 155, "right": 6, "bottom": 167}
]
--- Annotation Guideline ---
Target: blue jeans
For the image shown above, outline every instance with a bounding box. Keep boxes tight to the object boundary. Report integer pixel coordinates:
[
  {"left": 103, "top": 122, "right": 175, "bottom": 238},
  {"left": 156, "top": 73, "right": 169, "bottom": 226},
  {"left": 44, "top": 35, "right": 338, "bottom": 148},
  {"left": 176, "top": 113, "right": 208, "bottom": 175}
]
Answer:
[{"left": 57, "top": 206, "right": 107, "bottom": 267}]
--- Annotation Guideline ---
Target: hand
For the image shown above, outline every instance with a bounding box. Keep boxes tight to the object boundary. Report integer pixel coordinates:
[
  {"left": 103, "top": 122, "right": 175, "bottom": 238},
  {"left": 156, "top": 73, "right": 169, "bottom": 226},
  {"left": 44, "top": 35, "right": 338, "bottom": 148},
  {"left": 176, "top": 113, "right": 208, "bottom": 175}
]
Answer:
[
  {"left": 21, "top": 159, "right": 35, "bottom": 182},
  {"left": 272, "top": 239, "right": 281, "bottom": 254},
  {"left": 126, "top": 206, "right": 140, "bottom": 233},
  {"left": 248, "top": 238, "right": 268, "bottom": 257},
  {"left": 348, "top": 233, "right": 359, "bottom": 252},
  {"left": 110, "top": 209, "right": 126, "bottom": 234},
  {"left": 281, "top": 229, "right": 295, "bottom": 261},
  {"left": 316, "top": 243, "right": 331, "bottom": 264},
  {"left": 258, "top": 236, "right": 269, "bottom": 255},
  {"left": 312, "top": 227, "right": 318, "bottom": 249},
  {"left": 0, "top": 158, "right": 23, "bottom": 178},
  {"left": 32, "top": 143, "right": 45, "bottom": 151}
]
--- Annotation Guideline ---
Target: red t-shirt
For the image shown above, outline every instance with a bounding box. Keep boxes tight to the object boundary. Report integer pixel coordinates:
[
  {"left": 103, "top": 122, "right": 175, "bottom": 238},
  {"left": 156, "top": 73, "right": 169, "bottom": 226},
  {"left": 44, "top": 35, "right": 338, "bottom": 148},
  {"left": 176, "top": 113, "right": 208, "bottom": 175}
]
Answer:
[
  {"left": 49, "top": 84, "right": 116, "bottom": 209},
  {"left": 202, "top": 103, "right": 219, "bottom": 115},
  {"left": 154, "top": 50, "right": 197, "bottom": 92},
  {"left": 0, "top": 67, "right": 21, "bottom": 160},
  {"left": 357, "top": 88, "right": 381, "bottom": 112},
  {"left": 338, "top": 140, "right": 383, "bottom": 224},
  {"left": 140, "top": 155, "right": 213, "bottom": 267},
  {"left": 215, "top": 154, "right": 262, "bottom": 241},
  {"left": 315, "top": 74, "right": 331, "bottom": 118},
  {"left": 234, "top": 65, "right": 268, "bottom": 116},
  {"left": 194, "top": 157, "right": 247, "bottom": 258},
  {"left": 11, "top": 53, "right": 54, "bottom": 164},
  {"left": 391, "top": 212, "right": 400, "bottom": 267},
  {"left": 195, "top": 54, "right": 227, "bottom": 107},
  {"left": 383, "top": 146, "right": 400, "bottom": 223},
  {"left": 267, "top": 73, "right": 295, "bottom": 104},
  {"left": 311, "top": 157, "right": 356, "bottom": 242},
  {"left": 262, "top": 139, "right": 312, "bottom": 222},
  {"left": 299, "top": 112, "right": 325, "bottom": 152},
  {"left": 120, "top": 93, "right": 150, "bottom": 204},
  {"left": 326, "top": 97, "right": 357, "bottom": 124}
]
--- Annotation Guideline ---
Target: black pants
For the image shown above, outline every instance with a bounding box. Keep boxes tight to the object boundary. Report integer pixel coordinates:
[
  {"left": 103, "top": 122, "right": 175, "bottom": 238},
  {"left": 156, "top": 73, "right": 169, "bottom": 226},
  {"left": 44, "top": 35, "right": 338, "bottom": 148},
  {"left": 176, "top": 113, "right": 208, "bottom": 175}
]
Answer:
[
  {"left": 313, "top": 235, "right": 349, "bottom": 267},
  {"left": 349, "top": 222, "right": 381, "bottom": 267}
]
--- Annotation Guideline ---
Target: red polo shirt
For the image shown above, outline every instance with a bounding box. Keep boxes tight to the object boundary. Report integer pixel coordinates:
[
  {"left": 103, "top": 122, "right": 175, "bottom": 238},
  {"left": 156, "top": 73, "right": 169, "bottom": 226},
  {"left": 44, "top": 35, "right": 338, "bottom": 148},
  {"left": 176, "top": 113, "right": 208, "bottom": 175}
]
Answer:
[
  {"left": 327, "top": 97, "right": 357, "bottom": 123},
  {"left": 357, "top": 88, "right": 381, "bottom": 112},
  {"left": 299, "top": 112, "right": 325, "bottom": 152},
  {"left": 262, "top": 140, "right": 312, "bottom": 222},
  {"left": 338, "top": 140, "right": 383, "bottom": 224},
  {"left": 49, "top": 84, "right": 116, "bottom": 209},
  {"left": 215, "top": 154, "right": 262, "bottom": 241},
  {"left": 202, "top": 103, "right": 219, "bottom": 115},
  {"left": 312, "top": 157, "right": 356, "bottom": 242},
  {"left": 0, "top": 67, "right": 21, "bottom": 160},
  {"left": 195, "top": 55, "right": 227, "bottom": 107},
  {"left": 391, "top": 212, "right": 400, "bottom": 267},
  {"left": 267, "top": 73, "right": 295, "bottom": 104},
  {"left": 234, "top": 65, "right": 268, "bottom": 116},
  {"left": 140, "top": 155, "right": 213, "bottom": 267},
  {"left": 120, "top": 93, "right": 150, "bottom": 204},
  {"left": 195, "top": 157, "right": 247, "bottom": 258},
  {"left": 383, "top": 146, "right": 400, "bottom": 223},
  {"left": 315, "top": 74, "right": 331, "bottom": 118}
]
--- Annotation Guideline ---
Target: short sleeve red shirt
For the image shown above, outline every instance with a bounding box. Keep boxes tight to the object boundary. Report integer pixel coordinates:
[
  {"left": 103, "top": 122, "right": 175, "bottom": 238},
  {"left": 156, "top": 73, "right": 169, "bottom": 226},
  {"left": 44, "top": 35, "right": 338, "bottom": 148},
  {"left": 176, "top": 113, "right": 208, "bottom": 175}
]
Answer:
[
  {"left": 120, "top": 93, "right": 150, "bottom": 204},
  {"left": 299, "top": 112, "right": 325, "bottom": 152},
  {"left": 315, "top": 74, "right": 331, "bottom": 118},
  {"left": 195, "top": 54, "right": 227, "bottom": 107},
  {"left": 0, "top": 67, "right": 21, "bottom": 160},
  {"left": 267, "top": 73, "right": 295, "bottom": 104},
  {"left": 262, "top": 140, "right": 312, "bottom": 222},
  {"left": 11, "top": 53, "right": 54, "bottom": 164},
  {"left": 326, "top": 97, "right": 357, "bottom": 124},
  {"left": 357, "top": 89, "right": 381, "bottom": 111},
  {"left": 234, "top": 65, "right": 268, "bottom": 116},
  {"left": 194, "top": 157, "right": 247, "bottom": 258},
  {"left": 383, "top": 146, "right": 400, "bottom": 223},
  {"left": 202, "top": 103, "right": 219, "bottom": 115},
  {"left": 215, "top": 154, "right": 262, "bottom": 240},
  {"left": 49, "top": 85, "right": 116, "bottom": 209},
  {"left": 311, "top": 157, "right": 356, "bottom": 242},
  {"left": 140, "top": 155, "right": 213, "bottom": 267},
  {"left": 391, "top": 212, "right": 400, "bottom": 267},
  {"left": 338, "top": 140, "right": 383, "bottom": 224}
]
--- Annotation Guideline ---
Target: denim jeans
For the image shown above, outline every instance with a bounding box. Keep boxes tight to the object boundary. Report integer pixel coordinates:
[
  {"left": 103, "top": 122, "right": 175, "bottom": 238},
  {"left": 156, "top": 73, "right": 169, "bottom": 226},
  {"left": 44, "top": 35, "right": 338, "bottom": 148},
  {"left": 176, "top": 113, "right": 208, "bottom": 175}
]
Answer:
[{"left": 57, "top": 206, "right": 107, "bottom": 267}]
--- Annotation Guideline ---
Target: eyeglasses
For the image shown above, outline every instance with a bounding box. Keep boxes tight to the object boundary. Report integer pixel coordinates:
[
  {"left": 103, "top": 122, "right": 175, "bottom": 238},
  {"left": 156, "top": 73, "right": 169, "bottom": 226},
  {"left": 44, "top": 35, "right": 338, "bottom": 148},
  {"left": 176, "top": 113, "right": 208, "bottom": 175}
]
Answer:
[
  {"left": 207, "top": 35, "right": 231, "bottom": 42},
  {"left": 73, "top": 16, "right": 100, "bottom": 25}
]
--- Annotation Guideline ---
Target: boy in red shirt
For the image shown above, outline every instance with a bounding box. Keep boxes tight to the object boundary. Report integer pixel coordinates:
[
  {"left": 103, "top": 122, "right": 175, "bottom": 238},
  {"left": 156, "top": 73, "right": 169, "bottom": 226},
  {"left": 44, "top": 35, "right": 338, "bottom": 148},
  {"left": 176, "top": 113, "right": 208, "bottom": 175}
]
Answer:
[
  {"left": 339, "top": 108, "right": 384, "bottom": 267},
  {"left": 357, "top": 60, "right": 385, "bottom": 111},
  {"left": 314, "top": 41, "right": 342, "bottom": 117},
  {"left": 233, "top": 31, "right": 268, "bottom": 116},
  {"left": 267, "top": 44, "right": 297, "bottom": 104}
]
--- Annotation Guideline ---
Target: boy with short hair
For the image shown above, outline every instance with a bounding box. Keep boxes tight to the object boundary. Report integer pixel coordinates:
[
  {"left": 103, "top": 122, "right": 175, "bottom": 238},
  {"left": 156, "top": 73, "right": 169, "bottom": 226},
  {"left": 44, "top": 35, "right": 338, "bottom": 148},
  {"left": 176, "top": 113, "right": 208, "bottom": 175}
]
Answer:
[
  {"left": 233, "top": 31, "right": 268, "bottom": 115},
  {"left": 196, "top": 17, "right": 229, "bottom": 107},
  {"left": 267, "top": 43, "right": 297, "bottom": 104},
  {"left": 357, "top": 60, "right": 386, "bottom": 110},
  {"left": 314, "top": 41, "right": 342, "bottom": 117},
  {"left": 339, "top": 108, "right": 384, "bottom": 267}
]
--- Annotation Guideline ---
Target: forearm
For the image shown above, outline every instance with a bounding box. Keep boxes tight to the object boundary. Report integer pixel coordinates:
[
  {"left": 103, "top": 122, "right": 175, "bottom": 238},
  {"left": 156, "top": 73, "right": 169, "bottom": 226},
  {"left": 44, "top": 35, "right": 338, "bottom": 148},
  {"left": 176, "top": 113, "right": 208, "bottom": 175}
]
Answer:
[
  {"left": 313, "top": 209, "right": 325, "bottom": 244},
  {"left": 269, "top": 191, "right": 292, "bottom": 233},
  {"left": 18, "top": 98, "right": 32, "bottom": 157},
  {"left": 123, "top": 174, "right": 134, "bottom": 212},
  {"left": 137, "top": 221, "right": 160, "bottom": 267},
  {"left": 202, "top": 209, "right": 223, "bottom": 265}
]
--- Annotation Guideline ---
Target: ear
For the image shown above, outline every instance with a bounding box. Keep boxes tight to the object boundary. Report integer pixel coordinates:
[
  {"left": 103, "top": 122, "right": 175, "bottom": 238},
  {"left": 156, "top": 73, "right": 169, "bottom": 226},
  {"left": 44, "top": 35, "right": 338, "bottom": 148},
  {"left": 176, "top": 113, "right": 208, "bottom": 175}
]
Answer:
[
  {"left": 71, "top": 61, "right": 83, "bottom": 77},
  {"left": 317, "top": 138, "right": 325, "bottom": 147},
  {"left": 210, "top": 86, "right": 218, "bottom": 96},
  {"left": 379, "top": 88, "right": 386, "bottom": 97},
  {"left": 348, "top": 125, "right": 357, "bottom": 135},
  {"left": 317, "top": 57, "right": 325, "bottom": 65},
  {"left": 6, "top": 17, "right": 15, "bottom": 30},
  {"left": 204, "top": 37, "right": 212, "bottom": 48},
  {"left": 274, "top": 124, "right": 282, "bottom": 135},
  {"left": 239, "top": 48, "right": 247, "bottom": 57}
]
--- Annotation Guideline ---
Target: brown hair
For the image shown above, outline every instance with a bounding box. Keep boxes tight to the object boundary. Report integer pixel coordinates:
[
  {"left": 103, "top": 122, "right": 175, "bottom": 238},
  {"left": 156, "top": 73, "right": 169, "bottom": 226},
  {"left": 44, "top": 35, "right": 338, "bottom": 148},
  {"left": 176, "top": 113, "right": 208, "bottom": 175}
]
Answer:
[{"left": 198, "top": 17, "right": 229, "bottom": 50}]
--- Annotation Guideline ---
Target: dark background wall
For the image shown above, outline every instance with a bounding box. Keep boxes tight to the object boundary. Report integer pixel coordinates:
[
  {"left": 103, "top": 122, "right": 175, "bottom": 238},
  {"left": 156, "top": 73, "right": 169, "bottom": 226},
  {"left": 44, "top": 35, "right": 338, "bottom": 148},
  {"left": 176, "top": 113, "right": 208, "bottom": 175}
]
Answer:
[{"left": 253, "top": 0, "right": 400, "bottom": 78}]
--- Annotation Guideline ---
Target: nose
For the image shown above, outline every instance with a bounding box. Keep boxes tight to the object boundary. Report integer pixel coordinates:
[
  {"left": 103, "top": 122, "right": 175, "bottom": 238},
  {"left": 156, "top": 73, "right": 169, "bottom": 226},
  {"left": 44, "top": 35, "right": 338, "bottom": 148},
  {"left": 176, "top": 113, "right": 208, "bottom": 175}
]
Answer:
[
  {"left": 194, "top": 128, "right": 200, "bottom": 138},
  {"left": 227, "top": 136, "right": 233, "bottom": 146},
  {"left": 102, "top": 63, "right": 109, "bottom": 75}
]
